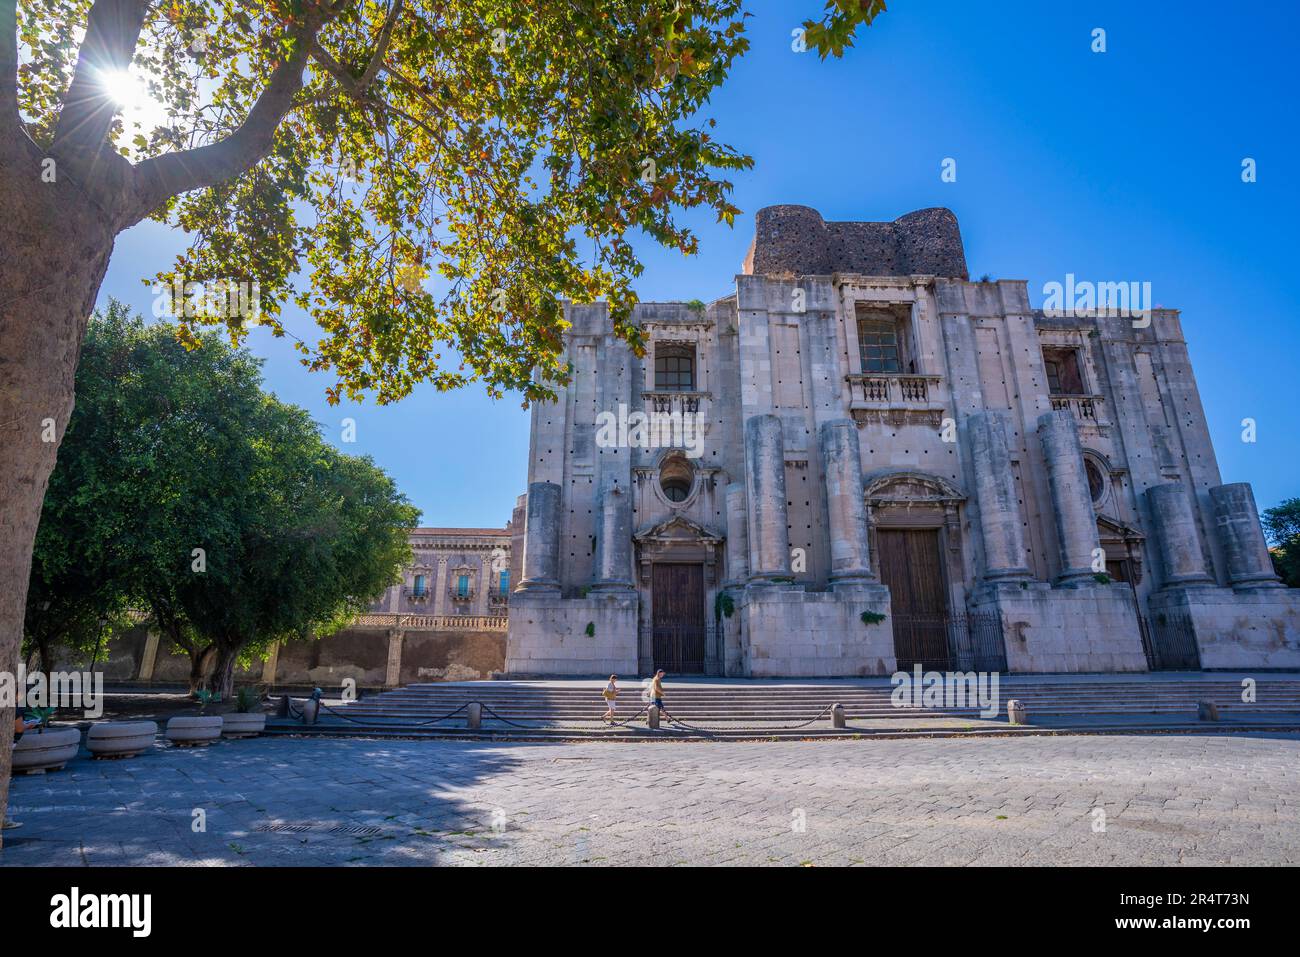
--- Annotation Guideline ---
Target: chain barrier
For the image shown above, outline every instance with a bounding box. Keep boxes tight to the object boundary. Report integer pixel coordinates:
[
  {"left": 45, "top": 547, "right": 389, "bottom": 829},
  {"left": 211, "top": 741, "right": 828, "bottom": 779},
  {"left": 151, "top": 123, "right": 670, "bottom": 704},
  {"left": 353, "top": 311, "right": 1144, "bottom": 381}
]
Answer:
[
  {"left": 294, "top": 697, "right": 840, "bottom": 736},
  {"left": 316, "top": 700, "right": 469, "bottom": 728}
]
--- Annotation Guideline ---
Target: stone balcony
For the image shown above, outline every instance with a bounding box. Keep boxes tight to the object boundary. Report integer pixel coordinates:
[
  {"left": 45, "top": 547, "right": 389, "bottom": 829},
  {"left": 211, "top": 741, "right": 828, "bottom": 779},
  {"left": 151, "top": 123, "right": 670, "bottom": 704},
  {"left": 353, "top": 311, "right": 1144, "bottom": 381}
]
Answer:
[
  {"left": 1050, "top": 394, "right": 1110, "bottom": 435},
  {"left": 846, "top": 374, "right": 946, "bottom": 427},
  {"left": 641, "top": 390, "right": 710, "bottom": 417}
]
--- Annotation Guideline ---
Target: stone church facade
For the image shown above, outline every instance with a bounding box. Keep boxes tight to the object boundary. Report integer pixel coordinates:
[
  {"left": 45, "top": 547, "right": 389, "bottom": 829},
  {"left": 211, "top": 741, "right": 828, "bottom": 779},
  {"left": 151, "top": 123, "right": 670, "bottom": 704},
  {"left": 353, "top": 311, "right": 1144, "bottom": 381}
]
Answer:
[{"left": 505, "top": 204, "right": 1300, "bottom": 677}]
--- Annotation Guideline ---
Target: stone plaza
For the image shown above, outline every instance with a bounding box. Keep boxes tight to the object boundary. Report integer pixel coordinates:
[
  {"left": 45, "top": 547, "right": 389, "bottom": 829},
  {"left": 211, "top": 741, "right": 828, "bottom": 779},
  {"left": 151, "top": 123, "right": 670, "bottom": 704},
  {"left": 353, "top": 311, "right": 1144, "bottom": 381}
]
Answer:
[{"left": 3, "top": 733, "right": 1298, "bottom": 867}]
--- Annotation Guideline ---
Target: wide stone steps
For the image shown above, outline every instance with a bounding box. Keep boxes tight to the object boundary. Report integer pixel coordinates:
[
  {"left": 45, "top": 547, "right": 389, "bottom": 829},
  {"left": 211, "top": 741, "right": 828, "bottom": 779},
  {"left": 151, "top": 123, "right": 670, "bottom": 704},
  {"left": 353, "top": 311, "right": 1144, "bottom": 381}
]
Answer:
[{"left": 325, "top": 678, "right": 1300, "bottom": 723}]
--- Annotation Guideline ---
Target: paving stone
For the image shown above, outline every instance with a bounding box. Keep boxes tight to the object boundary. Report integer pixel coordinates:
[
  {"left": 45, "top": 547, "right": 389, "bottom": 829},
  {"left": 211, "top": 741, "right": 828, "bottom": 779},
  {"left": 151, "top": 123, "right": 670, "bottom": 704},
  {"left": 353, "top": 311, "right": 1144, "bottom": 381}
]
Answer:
[{"left": 2, "top": 733, "right": 1298, "bottom": 866}]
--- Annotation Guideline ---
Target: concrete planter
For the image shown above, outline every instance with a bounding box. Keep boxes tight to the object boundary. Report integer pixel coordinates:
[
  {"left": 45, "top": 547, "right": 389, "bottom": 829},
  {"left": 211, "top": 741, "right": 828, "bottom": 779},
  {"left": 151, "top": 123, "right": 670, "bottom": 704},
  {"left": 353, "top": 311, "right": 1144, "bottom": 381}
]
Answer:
[
  {"left": 221, "top": 712, "right": 266, "bottom": 738},
  {"left": 86, "top": 721, "right": 158, "bottom": 759},
  {"left": 165, "top": 715, "right": 223, "bottom": 746},
  {"left": 11, "top": 727, "right": 81, "bottom": 774}
]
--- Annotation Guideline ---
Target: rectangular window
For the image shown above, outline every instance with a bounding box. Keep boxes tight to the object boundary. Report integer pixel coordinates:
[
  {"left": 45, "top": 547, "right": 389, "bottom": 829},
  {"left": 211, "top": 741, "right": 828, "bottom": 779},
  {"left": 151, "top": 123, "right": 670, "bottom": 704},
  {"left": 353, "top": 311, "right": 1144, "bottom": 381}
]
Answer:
[
  {"left": 413, "top": 574, "right": 426, "bottom": 597},
  {"left": 457, "top": 574, "right": 470, "bottom": 598},
  {"left": 1042, "top": 347, "right": 1085, "bottom": 394},
  {"left": 857, "top": 318, "right": 902, "bottom": 374},
  {"left": 499, "top": 569, "right": 509, "bottom": 594},
  {"left": 654, "top": 346, "right": 695, "bottom": 391}
]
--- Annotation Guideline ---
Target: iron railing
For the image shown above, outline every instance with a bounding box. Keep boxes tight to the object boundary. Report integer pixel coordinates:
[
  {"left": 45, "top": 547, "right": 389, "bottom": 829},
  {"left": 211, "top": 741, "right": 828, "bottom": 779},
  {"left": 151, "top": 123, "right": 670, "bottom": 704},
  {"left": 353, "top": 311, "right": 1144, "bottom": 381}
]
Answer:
[
  {"left": 1139, "top": 611, "right": 1201, "bottom": 671},
  {"left": 892, "top": 612, "right": 1007, "bottom": 673}
]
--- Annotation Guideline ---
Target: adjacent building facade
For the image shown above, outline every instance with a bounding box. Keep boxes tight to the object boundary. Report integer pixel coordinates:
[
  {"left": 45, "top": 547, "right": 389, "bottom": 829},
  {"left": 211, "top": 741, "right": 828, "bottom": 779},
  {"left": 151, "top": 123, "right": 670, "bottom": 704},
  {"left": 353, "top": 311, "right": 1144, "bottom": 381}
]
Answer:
[
  {"left": 92, "top": 527, "right": 514, "bottom": 688},
  {"left": 505, "top": 204, "right": 1300, "bottom": 676}
]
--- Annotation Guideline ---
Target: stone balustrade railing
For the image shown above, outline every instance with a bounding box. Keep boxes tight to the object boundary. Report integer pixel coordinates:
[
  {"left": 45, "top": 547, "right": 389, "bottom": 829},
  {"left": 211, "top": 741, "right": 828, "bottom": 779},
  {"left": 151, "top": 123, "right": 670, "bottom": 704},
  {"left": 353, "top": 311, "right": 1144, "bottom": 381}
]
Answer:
[
  {"left": 845, "top": 374, "right": 945, "bottom": 427},
  {"left": 847, "top": 373, "right": 943, "bottom": 405},
  {"left": 641, "top": 390, "right": 710, "bottom": 416},
  {"left": 1049, "top": 394, "right": 1103, "bottom": 422},
  {"left": 353, "top": 613, "right": 508, "bottom": 632}
]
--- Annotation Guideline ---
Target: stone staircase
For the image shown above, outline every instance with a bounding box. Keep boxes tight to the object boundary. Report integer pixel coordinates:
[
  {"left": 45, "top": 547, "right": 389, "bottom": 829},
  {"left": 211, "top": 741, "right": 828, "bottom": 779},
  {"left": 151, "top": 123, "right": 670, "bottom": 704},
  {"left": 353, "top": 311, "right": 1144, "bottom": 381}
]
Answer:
[{"left": 266, "top": 674, "right": 1300, "bottom": 740}]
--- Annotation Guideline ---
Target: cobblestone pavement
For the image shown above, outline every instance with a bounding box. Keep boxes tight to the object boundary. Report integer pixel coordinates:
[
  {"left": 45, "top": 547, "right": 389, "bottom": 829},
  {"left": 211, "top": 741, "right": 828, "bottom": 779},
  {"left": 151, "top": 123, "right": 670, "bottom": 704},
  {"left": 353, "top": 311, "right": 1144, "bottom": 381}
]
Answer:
[{"left": 3, "top": 733, "right": 1298, "bottom": 866}]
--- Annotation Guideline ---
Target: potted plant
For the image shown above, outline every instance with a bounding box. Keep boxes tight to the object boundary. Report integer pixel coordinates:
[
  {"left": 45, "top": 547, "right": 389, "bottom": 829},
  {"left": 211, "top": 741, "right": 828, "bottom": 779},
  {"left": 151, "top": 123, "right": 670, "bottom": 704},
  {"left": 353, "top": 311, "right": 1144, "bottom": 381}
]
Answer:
[
  {"left": 164, "top": 689, "right": 224, "bottom": 746},
  {"left": 86, "top": 719, "right": 158, "bottom": 759},
  {"left": 221, "top": 686, "right": 267, "bottom": 738},
  {"left": 11, "top": 707, "right": 82, "bottom": 774}
]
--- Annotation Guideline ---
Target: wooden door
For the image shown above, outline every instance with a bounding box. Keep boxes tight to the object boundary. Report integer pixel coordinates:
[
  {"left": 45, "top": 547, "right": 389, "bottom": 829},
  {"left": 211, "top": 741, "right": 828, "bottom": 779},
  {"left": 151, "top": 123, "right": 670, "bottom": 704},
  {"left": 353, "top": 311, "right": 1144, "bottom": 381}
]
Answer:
[
  {"left": 651, "top": 564, "right": 705, "bottom": 674},
  {"left": 877, "top": 529, "right": 950, "bottom": 670}
]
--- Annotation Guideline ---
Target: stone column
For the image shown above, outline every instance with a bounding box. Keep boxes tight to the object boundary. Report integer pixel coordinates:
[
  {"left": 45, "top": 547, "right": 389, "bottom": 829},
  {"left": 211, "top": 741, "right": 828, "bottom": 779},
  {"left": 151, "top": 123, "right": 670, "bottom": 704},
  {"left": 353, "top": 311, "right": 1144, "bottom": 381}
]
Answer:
[
  {"left": 384, "top": 629, "right": 404, "bottom": 687},
  {"left": 1037, "top": 409, "right": 1102, "bottom": 585},
  {"left": 518, "top": 481, "right": 562, "bottom": 591},
  {"left": 137, "top": 631, "right": 161, "bottom": 682},
  {"left": 724, "top": 483, "right": 750, "bottom": 583},
  {"left": 591, "top": 475, "right": 633, "bottom": 590},
  {"left": 819, "top": 418, "right": 872, "bottom": 583},
  {"left": 261, "top": 641, "right": 280, "bottom": 685},
  {"left": 431, "top": 558, "right": 448, "bottom": 616},
  {"left": 1145, "top": 483, "right": 1213, "bottom": 586},
  {"left": 744, "top": 414, "right": 791, "bottom": 582},
  {"left": 1210, "top": 483, "right": 1281, "bottom": 588},
  {"left": 967, "top": 410, "right": 1030, "bottom": 580},
  {"left": 474, "top": 553, "right": 491, "bottom": 616}
]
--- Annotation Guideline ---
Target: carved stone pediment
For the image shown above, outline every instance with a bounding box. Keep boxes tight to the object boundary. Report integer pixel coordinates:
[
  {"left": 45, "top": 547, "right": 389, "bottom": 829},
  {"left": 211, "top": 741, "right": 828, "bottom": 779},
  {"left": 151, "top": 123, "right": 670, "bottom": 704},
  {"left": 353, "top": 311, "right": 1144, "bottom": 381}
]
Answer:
[
  {"left": 633, "top": 514, "right": 723, "bottom": 545},
  {"left": 1097, "top": 513, "right": 1144, "bottom": 542},
  {"left": 863, "top": 469, "right": 966, "bottom": 507}
]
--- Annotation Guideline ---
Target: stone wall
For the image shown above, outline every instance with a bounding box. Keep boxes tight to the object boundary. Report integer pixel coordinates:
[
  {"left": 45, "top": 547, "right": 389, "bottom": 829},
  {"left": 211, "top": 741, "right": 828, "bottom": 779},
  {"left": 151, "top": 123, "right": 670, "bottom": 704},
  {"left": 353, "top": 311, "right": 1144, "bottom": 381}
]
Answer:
[
  {"left": 76, "top": 623, "right": 505, "bottom": 690},
  {"left": 742, "top": 205, "right": 969, "bottom": 279}
]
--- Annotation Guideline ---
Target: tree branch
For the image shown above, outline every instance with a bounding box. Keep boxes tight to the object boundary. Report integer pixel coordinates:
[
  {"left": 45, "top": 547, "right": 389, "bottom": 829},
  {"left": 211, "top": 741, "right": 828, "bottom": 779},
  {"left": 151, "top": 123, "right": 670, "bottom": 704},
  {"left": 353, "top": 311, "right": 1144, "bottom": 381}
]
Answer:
[
  {"left": 308, "top": 0, "right": 404, "bottom": 99},
  {"left": 0, "top": 0, "right": 16, "bottom": 135},
  {"left": 50, "top": 0, "right": 148, "bottom": 155},
  {"left": 359, "top": 0, "right": 403, "bottom": 90},
  {"left": 125, "top": 30, "right": 317, "bottom": 226}
]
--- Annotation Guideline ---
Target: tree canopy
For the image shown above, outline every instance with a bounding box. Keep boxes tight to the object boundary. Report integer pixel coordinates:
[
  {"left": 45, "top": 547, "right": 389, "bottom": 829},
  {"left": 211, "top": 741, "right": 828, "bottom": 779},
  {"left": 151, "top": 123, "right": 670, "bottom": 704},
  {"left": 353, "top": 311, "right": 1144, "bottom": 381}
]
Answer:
[
  {"left": 30, "top": 300, "right": 421, "bottom": 696},
  {"left": 1262, "top": 498, "right": 1300, "bottom": 588},
  {"left": 11, "top": 1, "right": 886, "bottom": 406}
]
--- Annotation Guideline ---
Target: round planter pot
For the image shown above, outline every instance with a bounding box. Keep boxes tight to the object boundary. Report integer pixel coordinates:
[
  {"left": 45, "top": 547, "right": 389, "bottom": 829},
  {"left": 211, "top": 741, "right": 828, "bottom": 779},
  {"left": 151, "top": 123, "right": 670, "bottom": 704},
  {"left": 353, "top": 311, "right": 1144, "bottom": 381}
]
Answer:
[
  {"left": 164, "top": 715, "right": 224, "bottom": 747},
  {"left": 221, "top": 712, "right": 266, "bottom": 738},
  {"left": 12, "top": 727, "right": 82, "bottom": 774},
  {"left": 86, "top": 721, "right": 158, "bottom": 759}
]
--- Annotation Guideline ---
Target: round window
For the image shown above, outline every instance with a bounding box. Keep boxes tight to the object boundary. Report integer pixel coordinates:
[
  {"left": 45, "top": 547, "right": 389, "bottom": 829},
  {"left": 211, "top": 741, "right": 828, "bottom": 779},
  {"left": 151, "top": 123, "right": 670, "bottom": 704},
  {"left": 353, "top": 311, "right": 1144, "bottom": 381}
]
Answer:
[
  {"left": 661, "top": 479, "right": 691, "bottom": 502},
  {"left": 1085, "top": 460, "right": 1106, "bottom": 503},
  {"left": 659, "top": 455, "right": 694, "bottom": 504}
]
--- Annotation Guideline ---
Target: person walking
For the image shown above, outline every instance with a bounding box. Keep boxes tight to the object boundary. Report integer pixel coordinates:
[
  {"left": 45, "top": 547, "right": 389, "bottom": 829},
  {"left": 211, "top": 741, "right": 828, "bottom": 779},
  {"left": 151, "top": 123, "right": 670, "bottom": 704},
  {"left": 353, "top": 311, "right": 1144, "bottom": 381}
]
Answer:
[
  {"left": 601, "top": 675, "right": 619, "bottom": 722},
  {"left": 650, "top": 669, "right": 666, "bottom": 716}
]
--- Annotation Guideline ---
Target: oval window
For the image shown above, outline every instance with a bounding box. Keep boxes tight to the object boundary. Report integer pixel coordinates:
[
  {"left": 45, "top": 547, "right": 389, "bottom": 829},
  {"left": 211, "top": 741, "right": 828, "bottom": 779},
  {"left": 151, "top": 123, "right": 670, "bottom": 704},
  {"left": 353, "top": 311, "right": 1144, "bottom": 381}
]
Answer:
[{"left": 659, "top": 454, "right": 694, "bottom": 503}]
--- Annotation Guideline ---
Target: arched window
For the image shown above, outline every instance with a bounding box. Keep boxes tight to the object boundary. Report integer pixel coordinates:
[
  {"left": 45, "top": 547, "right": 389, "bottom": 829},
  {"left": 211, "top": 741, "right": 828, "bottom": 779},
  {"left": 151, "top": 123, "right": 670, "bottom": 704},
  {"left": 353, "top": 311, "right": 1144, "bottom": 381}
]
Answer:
[
  {"left": 1085, "top": 459, "right": 1107, "bottom": 504},
  {"left": 654, "top": 345, "right": 695, "bottom": 391},
  {"left": 857, "top": 317, "right": 902, "bottom": 373}
]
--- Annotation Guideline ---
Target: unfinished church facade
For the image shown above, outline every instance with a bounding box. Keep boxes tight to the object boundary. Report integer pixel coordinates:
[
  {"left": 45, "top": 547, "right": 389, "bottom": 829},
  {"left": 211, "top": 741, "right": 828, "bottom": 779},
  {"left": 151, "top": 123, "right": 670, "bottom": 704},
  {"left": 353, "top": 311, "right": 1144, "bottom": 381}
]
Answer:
[{"left": 505, "top": 205, "right": 1300, "bottom": 677}]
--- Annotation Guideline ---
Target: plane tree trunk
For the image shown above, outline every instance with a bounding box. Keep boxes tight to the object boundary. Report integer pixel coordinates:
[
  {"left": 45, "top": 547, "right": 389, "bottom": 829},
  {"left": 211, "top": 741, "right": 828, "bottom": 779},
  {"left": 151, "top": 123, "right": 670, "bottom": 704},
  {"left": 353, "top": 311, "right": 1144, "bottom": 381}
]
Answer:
[{"left": 0, "top": 139, "right": 117, "bottom": 835}]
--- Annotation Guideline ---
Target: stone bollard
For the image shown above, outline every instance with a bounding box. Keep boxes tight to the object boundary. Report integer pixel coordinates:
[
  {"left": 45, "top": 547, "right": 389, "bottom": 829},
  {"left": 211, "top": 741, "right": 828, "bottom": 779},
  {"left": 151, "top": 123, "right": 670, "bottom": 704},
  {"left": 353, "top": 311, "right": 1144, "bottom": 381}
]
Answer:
[
  {"left": 301, "top": 698, "right": 319, "bottom": 725},
  {"left": 467, "top": 702, "right": 482, "bottom": 730},
  {"left": 647, "top": 705, "right": 660, "bottom": 730},
  {"left": 1197, "top": 700, "right": 1219, "bottom": 721},
  {"left": 276, "top": 694, "right": 290, "bottom": 718},
  {"left": 1007, "top": 699, "right": 1027, "bottom": 725},
  {"left": 831, "top": 703, "right": 846, "bottom": 729}
]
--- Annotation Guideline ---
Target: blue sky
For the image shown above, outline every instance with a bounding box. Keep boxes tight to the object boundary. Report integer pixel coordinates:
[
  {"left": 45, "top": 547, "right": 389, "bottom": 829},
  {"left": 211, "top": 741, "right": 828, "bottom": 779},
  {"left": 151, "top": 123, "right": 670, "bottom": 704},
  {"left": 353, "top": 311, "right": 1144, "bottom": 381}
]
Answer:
[{"left": 96, "top": 0, "right": 1299, "bottom": 527}]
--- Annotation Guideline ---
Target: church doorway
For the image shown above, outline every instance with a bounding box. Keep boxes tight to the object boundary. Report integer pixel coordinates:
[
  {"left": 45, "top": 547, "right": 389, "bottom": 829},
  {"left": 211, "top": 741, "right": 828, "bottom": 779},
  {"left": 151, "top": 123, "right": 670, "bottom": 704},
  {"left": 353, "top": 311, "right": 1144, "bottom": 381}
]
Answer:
[
  {"left": 877, "top": 528, "right": 951, "bottom": 670},
  {"left": 651, "top": 563, "right": 706, "bottom": 674}
]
